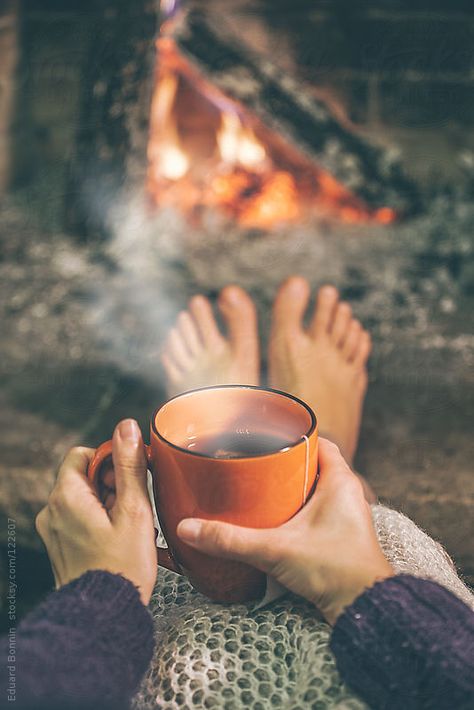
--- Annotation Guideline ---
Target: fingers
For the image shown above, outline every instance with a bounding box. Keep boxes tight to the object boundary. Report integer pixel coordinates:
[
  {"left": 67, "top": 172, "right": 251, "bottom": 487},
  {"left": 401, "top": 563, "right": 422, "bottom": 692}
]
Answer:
[
  {"left": 315, "top": 438, "right": 366, "bottom": 510},
  {"left": 177, "top": 518, "right": 278, "bottom": 573},
  {"left": 48, "top": 446, "right": 102, "bottom": 517},
  {"left": 297, "top": 438, "right": 357, "bottom": 513},
  {"left": 317, "top": 437, "right": 347, "bottom": 471},
  {"left": 35, "top": 506, "right": 49, "bottom": 543},
  {"left": 102, "top": 465, "right": 115, "bottom": 489},
  {"left": 175, "top": 440, "right": 357, "bottom": 567},
  {"left": 100, "top": 464, "right": 116, "bottom": 507},
  {"left": 55, "top": 446, "right": 96, "bottom": 485},
  {"left": 112, "top": 419, "right": 150, "bottom": 516},
  {"left": 103, "top": 490, "right": 116, "bottom": 512}
]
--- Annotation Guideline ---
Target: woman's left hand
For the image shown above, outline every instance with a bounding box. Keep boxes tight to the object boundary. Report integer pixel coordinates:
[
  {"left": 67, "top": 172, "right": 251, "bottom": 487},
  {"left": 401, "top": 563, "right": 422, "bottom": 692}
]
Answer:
[{"left": 36, "top": 419, "right": 157, "bottom": 605}]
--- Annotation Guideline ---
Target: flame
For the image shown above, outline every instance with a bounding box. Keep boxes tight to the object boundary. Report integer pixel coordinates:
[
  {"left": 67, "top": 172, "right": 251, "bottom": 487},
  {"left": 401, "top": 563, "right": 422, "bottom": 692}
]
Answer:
[
  {"left": 240, "top": 172, "right": 300, "bottom": 228},
  {"left": 217, "top": 113, "right": 266, "bottom": 169},
  {"left": 146, "top": 41, "right": 397, "bottom": 229},
  {"left": 147, "top": 71, "right": 190, "bottom": 181},
  {"left": 156, "top": 144, "right": 189, "bottom": 181}
]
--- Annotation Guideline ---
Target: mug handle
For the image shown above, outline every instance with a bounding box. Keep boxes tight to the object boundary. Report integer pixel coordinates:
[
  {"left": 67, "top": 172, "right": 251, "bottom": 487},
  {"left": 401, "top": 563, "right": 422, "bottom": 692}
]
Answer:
[{"left": 87, "top": 440, "right": 180, "bottom": 574}]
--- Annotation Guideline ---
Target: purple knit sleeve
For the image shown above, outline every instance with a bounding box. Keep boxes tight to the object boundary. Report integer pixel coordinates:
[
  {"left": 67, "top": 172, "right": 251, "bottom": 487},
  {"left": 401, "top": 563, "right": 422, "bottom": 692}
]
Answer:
[
  {"left": 330, "top": 574, "right": 474, "bottom": 710},
  {"left": 0, "top": 570, "right": 155, "bottom": 710}
]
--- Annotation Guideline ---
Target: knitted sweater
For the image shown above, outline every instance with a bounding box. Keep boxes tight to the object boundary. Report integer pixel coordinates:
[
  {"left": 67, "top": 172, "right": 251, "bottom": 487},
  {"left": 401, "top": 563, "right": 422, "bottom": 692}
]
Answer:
[
  {"left": 1, "top": 572, "right": 473, "bottom": 709},
  {"left": 0, "top": 571, "right": 154, "bottom": 710},
  {"left": 331, "top": 575, "right": 474, "bottom": 709}
]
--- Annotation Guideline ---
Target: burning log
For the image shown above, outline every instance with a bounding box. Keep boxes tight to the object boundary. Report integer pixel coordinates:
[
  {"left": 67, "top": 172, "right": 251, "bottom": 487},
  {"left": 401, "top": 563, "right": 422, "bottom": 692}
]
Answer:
[
  {"left": 170, "top": 9, "right": 419, "bottom": 217},
  {"left": 147, "top": 33, "right": 400, "bottom": 228},
  {"left": 68, "top": 1, "right": 419, "bottom": 238}
]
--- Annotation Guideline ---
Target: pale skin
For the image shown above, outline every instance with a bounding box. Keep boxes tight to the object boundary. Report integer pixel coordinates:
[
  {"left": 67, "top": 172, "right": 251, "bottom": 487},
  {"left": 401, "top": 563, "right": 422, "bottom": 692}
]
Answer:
[
  {"left": 177, "top": 438, "right": 393, "bottom": 625},
  {"left": 162, "top": 277, "right": 370, "bottom": 464},
  {"left": 38, "top": 278, "right": 388, "bottom": 622},
  {"left": 37, "top": 424, "right": 392, "bottom": 624},
  {"left": 163, "top": 277, "right": 375, "bottom": 500},
  {"left": 161, "top": 285, "right": 260, "bottom": 396},
  {"left": 268, "top": 277, "right": 371, "bottom": 465},
  {"left": 36, "top": 419, "right": 157, "bottom": 605}
]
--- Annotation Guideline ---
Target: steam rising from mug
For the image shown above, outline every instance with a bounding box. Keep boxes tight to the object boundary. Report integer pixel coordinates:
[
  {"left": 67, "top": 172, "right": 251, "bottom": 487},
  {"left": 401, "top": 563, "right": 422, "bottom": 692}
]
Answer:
[{"left": 87, "top": 192, "right": 196, "bottom": 386}]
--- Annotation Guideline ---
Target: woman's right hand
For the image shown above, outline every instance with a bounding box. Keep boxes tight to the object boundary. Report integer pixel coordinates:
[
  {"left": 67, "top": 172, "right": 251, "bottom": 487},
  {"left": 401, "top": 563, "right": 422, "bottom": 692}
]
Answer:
[
  {"left": 36, "top": 419, "right": 157, "bottom": 605},
  {"left": 177, "top": 438, "right": 393, "bottom": 624}
]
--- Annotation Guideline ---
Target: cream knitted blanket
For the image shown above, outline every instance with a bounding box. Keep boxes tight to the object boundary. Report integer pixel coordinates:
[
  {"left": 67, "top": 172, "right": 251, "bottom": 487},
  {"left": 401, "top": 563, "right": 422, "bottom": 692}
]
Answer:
[{"left": 134, "top": 505, "right": 473, "bottom": 709}]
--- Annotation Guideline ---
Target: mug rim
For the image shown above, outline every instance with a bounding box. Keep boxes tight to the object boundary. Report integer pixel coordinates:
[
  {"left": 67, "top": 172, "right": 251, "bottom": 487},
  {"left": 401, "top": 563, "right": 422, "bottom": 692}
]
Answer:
[{"left": 151, "top": 384, "right": 317, "bottom": 461}]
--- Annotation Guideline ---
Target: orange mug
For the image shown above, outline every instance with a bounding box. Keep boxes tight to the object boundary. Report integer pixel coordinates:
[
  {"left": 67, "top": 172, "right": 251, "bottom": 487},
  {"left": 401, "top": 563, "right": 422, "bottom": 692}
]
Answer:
[{"left": 88, "top": 385, "right": 318, "bottom": 603}]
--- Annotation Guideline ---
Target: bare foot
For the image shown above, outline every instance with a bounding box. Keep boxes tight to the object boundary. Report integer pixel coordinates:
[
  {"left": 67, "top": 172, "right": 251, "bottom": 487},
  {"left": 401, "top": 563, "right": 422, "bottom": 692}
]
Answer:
[
  {"left": 269, "top": 277, "right": 371, "bottom": 468},
  {"left": 161, "top": 285, "right": 259, "bottom": 397}
]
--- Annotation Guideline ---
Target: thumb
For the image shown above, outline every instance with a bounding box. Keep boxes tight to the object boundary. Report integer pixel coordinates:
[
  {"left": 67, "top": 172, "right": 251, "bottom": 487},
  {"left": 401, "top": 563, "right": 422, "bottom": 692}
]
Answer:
[
  {"left": 112, "top": 419, "right": 149, "bottom": 511},
  {"left": 177, "top": 518, "right": 279, "bottom": 573}
]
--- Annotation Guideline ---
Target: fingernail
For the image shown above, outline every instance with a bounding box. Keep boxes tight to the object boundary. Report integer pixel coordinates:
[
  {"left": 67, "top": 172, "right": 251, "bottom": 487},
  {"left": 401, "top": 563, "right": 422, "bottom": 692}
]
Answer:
[
  {"left": 177, "top": 519, "right": 202, "bottom": 542},
  {"left": 118, "top": 419, "right": 140, "bottom": 443}
]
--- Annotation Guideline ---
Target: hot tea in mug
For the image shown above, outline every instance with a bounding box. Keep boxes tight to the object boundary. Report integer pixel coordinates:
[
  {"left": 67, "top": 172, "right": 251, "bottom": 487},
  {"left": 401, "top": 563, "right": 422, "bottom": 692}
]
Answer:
[{"left": 88, "top": 385, "right": 318, "bottom": 602}]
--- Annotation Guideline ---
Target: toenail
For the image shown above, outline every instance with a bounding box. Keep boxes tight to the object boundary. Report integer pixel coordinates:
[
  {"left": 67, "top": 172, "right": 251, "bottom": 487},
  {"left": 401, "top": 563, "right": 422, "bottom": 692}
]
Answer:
[
  {"left": 320, "top": 285, "right": 338, "bottom": 298},
  {"left": 287, "top": 277, "right": 307, "bottom": 294},
  {"left": 220, "top": 286, "right": 239, "bottom": 304},
  {"left": 191, "top": 295, "right": 205, "bottom": 308}
]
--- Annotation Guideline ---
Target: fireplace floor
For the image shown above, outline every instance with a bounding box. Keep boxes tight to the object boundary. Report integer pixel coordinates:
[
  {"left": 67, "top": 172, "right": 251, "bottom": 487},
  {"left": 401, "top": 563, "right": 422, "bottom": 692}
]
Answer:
[{"left": 1, "top": 149, "right": 473, "bottom": 618}]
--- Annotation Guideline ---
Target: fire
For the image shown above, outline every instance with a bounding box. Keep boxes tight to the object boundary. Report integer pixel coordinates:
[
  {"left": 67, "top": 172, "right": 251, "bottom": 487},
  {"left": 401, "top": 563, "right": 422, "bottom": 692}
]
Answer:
[
  {"left": 148, "top": 71, "right": 190, "bottom": 181},
  {"left": 217, "top": 113, "right": 267, "bottom": 169},
  {"left": 146, "top": 39, "right": 396, "bottom": 229}
]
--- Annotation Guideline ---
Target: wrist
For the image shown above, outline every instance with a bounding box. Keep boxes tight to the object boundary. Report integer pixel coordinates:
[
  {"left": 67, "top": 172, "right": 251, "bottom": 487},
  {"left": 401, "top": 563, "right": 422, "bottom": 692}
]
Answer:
[{"left": 319, "top": 559, "right": 394, "bottom": 625}]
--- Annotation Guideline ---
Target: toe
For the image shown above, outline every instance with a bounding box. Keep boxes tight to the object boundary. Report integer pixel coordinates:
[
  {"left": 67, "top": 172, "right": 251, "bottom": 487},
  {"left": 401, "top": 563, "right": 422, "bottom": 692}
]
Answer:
[
  {"left": 218, "top": 285, "right": 258, "bottom": 354},
  {"left": 353, "top": 330, "right": 372, "bottom": 368},
  {"left": 330, "top": 302, "right": 352, "bottom": 347},
  {"left": 342, "top": 319, "right": 362, "bottom": 361},
  {"left": 189, "top": 295, "right": 222, "bottom": 347},
  {"left": 309, "top": 285, "right": 339, "bottom": 337},
  {"left": 161, "top": 352, "right": 182, "bottom": 386},
  {"left": 166, "top": 328, "right": 193, "bottom": 371},
  {"left": 177, "top": 310, "right": 202, "bottom": 356},
  {"left": 272, "top": 276, "right": 310, "bottom": 334}
]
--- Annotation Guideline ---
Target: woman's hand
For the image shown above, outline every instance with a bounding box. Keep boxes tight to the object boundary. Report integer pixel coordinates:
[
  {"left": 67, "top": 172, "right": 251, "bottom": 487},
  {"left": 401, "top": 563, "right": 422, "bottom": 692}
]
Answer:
[
  {"left": 177, "top": 438, "right": 393, "bottom": 624},
  {"left": 36, "top": 419, "right": 157, "bottom": 605}
]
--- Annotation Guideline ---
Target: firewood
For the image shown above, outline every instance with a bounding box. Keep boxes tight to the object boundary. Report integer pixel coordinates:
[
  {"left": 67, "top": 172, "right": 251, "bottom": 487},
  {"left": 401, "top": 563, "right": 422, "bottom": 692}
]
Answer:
[{"left": 171, "top": 9, "right": 419, "bottom": 215}]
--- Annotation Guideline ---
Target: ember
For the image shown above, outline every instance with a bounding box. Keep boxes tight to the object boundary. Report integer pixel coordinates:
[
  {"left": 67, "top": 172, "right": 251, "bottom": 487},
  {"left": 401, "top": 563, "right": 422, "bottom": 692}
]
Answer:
[{"left": 146, "top": 29, "right": 397, "bottom": 229}]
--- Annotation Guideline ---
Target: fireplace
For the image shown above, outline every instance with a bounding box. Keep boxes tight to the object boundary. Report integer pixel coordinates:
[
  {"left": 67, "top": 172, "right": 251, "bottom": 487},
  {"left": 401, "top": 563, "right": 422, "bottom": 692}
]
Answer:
[
  {"left": 56, "top": 0, "right": 473, "bottom": 377},
  {"left": 66, "top": 0, "right": 432, "bottom": 239},
  {"left": 1, "top": 0, "right": 474, "bottom": 598},
  {"left": 146, "top": 6, "right": 402, "bottom": 229}
]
